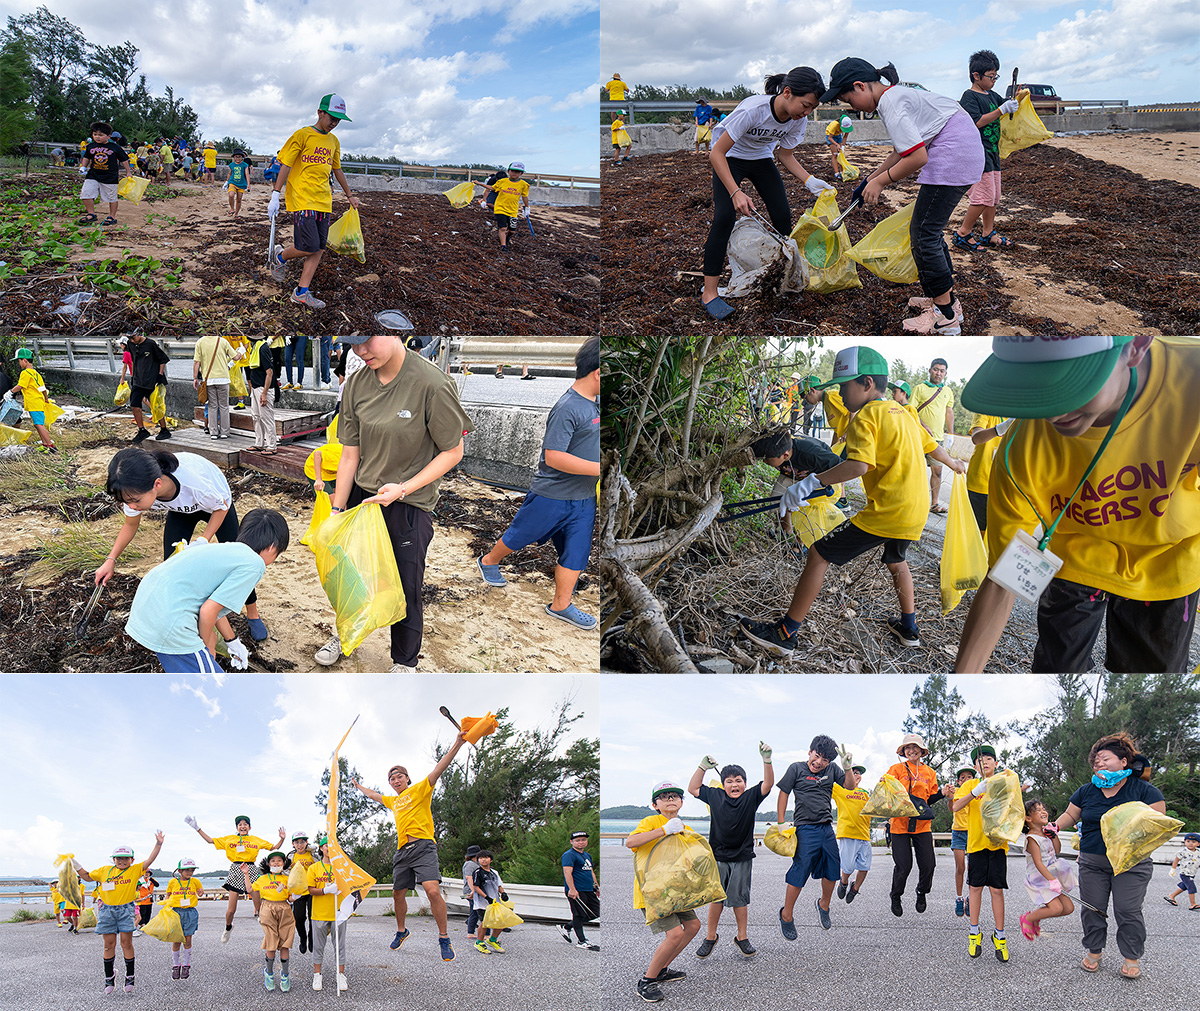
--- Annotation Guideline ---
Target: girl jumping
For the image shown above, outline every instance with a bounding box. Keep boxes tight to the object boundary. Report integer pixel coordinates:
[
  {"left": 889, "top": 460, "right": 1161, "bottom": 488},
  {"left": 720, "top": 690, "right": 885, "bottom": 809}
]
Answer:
[
  {"left": 252, "top": 851, "right": 297, "bottom": 992},
  {"left": 1020, "top": 798, "right": 1076, "bottom": 940},
  {"left": 187, "top": 814, "right": 285, "bottom": 943}
]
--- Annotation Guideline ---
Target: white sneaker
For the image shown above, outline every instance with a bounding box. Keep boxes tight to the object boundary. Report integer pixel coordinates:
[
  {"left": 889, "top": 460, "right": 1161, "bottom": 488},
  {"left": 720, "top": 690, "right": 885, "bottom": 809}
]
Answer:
[
  {"left": 132, "top": 929, "right": 143, "bottom": 937},
  {"left": 320, "top": 381, "right": 332, "bottom": 391},
  {"left": 314, "top": 633, "right": 342, "bottom": 666},
  {"left": 337, "top": 973, "right": 348, "bottom": 992},
  {"left": 389, "top": 664, "right": 417, "bottom": 673},
  {"left": 270, "top": 245, "right": 286, "bottom": 283},
  {"left": 221, "top": 925, "right": 233, "bottom": 944},
  {"left": 312, "top": 973, "right": 322, "bottom": 991}
]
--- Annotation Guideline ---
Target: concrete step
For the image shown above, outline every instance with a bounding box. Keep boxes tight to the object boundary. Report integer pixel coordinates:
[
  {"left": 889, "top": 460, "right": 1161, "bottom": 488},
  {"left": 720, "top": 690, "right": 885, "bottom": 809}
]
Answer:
[{"left": 193, "top": 405, "right": 328, "bottom": 440}]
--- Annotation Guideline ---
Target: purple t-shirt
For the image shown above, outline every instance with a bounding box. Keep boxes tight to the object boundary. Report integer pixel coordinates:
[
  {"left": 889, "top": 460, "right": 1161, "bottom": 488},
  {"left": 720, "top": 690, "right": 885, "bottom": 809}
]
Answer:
[{"left": 877, "top": 86, "right": 983, "bottom": 187}]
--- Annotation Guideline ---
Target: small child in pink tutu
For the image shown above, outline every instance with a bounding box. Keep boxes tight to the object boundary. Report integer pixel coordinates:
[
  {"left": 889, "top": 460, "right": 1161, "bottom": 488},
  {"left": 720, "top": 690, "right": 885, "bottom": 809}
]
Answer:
[{"left": 1020, "top": 798, "right": 1076, "bottom": 939}]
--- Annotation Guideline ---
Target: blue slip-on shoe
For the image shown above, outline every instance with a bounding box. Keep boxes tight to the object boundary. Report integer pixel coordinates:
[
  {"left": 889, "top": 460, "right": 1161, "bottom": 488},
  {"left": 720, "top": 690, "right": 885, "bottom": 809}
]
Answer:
[
  {"left": 702, "top": 296, "right": 735, "bottom": 321},
  {"left": 477, "top": 556, "right": 507, "bottom": 587},
  {"left": 247, "top": 617, "right": 269, "bottom": 642},
  {"left": 390, "top": 929, "right": 410, "bottom": 951},
  {"left": 545, "top": 603, "right": 597, "bottom": 630},
  {"left": 815, "top": 898, "right": 831, "bottom": 930},
  {"left": 778, "top": 907, "right": 797, "bottom": 941}
]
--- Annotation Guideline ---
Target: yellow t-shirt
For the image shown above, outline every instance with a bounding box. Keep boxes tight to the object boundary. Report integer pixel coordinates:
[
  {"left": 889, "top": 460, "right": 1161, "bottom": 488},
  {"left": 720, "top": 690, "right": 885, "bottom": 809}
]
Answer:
[
  {"left": 846, "top": 398, "right": 938, "bottom": 540},
  {"left": 605, "top": 79, "right": 627, "bottom": 101},
  {"left": 278, "top": 126, "right": 341, "bottom": 213},
  {"left": 204, "top": 148, "right": 217, "bottom": 169},
  {"left": 88, "top": 862, "right": 146, "bottom": 906},
  {"left": 252, "top": 872, "right": 292, "bottom": 902},
  {"left": 291, "top": 850, "right": 316, "bottom": 870},
  {"left": 832, "top": 782, "right": 871, "bottom": 841},
  {"left": 961, "top": 777, "right": 1005, "bottom": 854},
  {"left": 17, "top": 367, "right": 48, "bottom": 414},
  {"left": 825, "top": 120, "right": 845, "bottom": 140},
  {"left": 823, "top": 388, "right": 851, "bottom": 440},
  {"left": 630, "top": 814, "right": 697, "bottom": 910},
  {"left": 383, "top": 777, "right": 435, "bottom": 848},
  {"left": 193, "top": 336, "right": 237, "bottom": 383},
  {"left": 306, "top": 860, "right": 336, "bottom": 921},
  {"left": 492, "top": 178, "right": 529, "bottom": 218},
  {"left": 911, "top": 382, "right": 953, "bottom": 439},
  {"left": 211, "top": 833, "right": 274, "bottom": 863},
  {"left": 160, "top": 144, "right": 173, "bottom": 165},
  {"left": 952, "top": 781, "right": 972, "bottom": 832},
  {"left": 166, "top": 878, "right": 205, "bottom": 908},
  {"left": 610, "top": 118, "right": 625, "bottom": 140},
  {"left": 986, "top": 337, "right": 1200, "bottom": 600},
  {"left": 50, "top": 884, "right": 62, "bottom": 905},
  {"left": 966, "top": 413, "right": 1004, "bottom": 496}
]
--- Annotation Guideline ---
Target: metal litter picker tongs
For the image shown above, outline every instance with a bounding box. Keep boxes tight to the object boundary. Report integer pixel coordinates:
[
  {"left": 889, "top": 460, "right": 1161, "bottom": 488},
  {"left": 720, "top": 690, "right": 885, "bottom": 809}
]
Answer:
[
  {"left": 827, "top": 179, "right": 869, "bottom": 231},
  {"left": 73, "top": 583, "right": 103, "bottom": 639}
]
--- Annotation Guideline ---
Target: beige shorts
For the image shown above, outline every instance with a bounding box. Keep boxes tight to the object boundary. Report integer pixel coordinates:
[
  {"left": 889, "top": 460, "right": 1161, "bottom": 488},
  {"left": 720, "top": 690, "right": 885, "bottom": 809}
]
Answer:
[
  {"left": 259, "top": 900, "right": 296, "bottom": 950},
  {"left": 80, "top": 179, "right": 118, "bottom": 203}
]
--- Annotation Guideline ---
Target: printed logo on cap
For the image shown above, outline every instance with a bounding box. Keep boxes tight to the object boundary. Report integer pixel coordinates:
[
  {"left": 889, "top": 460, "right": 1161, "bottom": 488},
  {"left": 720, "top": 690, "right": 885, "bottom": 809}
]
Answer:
[
  {"left": 830, "top": 347, "right": 863, "bottom": 381},
  {"left": 991, "top": 335, "right": 1122, "bottom": 362}
]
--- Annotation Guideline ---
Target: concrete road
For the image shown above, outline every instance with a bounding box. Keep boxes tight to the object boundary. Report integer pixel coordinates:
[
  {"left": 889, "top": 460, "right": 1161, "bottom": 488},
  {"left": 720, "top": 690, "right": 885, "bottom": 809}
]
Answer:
[
  {"left": 0, "top": 900, "right": 599, "bottom": 1011},
  {"left": 599, "top": 843, "right": 1198, "bottom": 1010}
]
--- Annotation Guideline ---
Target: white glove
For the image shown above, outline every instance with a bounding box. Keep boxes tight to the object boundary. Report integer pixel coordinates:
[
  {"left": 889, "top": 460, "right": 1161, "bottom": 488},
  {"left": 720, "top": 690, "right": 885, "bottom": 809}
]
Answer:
[
  {"left": 78, "top": 165, "right": 88, "bottom": 176},
  {"left": 1000, "top": 98, "right": 1020, "bottom": 115},
  {"left": 699, "top": 755, "right": 718, "bottom": 771},
  {"left": 942, "top": 434, "right": 955, "bottom": 452},
  {"left": 268, "top": 191, "right": 280, "bottom": 220},
  {"left": 995, "top": 418, "right": 1014, "bottom": 436},
  {"left": 2, "top": 391, "right": 11, "bottom": 402},
  {"left": 971, "top": 780, "right": 989, "bottom": 797},
  {"left": 184, "top": 815, "right": 199, "bottom": 831},
  {"left": 323, "top": 883, "right": 338, "bottom": 894},
  {"left": 663, "top": 817, "right": 685, "bottom": 835},
  {"left": 805, "top": 176, "right": 836, "bottom": 195},
  {"left": 192, "top": 535, "right": 210, "bottom": 547},
  {"left": 225, "top": 637, "right": 250, "bottom": 670},
  {"left": 843, "top": 751, "right": 854, "bottom": 767},
  {"left": 520, "top": 207, "right": 529, "bottom": 218},
  {"left": 778, "top": 475, "right": 823, "bottom": 516}
]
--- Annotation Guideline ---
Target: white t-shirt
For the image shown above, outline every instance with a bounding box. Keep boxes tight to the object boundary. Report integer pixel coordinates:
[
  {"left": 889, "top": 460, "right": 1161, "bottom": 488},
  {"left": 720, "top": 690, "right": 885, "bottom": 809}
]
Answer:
[
  {"left": 122, "top": 453, "right": 233, "bottom": 518},
  {"left": 877, "top": 85, "right": 965, "bottom": 156},
  {"left": 337, "top": 352, "right": 368, "bottom": 404},
  {"left": 713, "top": 94, "right": 808, "bottom": 160}
]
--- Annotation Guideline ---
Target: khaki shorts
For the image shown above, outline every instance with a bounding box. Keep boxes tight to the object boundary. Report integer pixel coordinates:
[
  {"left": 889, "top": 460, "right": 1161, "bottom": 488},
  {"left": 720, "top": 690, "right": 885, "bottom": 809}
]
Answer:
[
  {"left": 648, "top": 907, "right": 698, "bottom": 935},
  {"left": 80, "top": 179, "right": 119, "bottom": 203},
  {"left": 259, "top": 900, "right": 296, "bottom": 950}
]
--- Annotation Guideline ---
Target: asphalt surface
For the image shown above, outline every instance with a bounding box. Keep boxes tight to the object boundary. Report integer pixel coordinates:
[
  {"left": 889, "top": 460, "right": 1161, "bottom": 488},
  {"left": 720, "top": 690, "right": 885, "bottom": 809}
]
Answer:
[
  {"left": 600, "top": 843, "right": 1199, "bottom": 1010},
  {"left": 0, "top": 899, "right": 599, "bottom": 1011}
]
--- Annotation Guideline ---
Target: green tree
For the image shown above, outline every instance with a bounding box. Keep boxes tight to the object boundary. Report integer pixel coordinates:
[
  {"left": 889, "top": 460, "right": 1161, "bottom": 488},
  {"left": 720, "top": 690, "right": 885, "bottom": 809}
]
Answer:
[
  {"left": 903, "top": 672, "right": 1001, "bottom": 776},
  {"left": 0, "top": 35, "right": 36, "bottom": 154},
  {"left": 314, "top": 755, "right": 389, "bottom": 849},
  {"left": 500, "top": 800, "right": 599, "bottom": 887}
]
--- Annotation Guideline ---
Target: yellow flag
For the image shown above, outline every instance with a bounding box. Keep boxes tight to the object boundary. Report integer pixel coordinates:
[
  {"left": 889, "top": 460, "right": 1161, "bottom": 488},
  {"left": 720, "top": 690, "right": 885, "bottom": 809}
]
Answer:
[{"left": 327, "top": 718, "right": 376, "bottom": 922}]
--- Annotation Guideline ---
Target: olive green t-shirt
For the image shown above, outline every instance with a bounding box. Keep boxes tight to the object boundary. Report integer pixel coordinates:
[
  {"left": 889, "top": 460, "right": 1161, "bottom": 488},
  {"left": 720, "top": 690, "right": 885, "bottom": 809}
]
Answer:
[{"left": 339, "top": 351, "right": 474, "bottom": 510}]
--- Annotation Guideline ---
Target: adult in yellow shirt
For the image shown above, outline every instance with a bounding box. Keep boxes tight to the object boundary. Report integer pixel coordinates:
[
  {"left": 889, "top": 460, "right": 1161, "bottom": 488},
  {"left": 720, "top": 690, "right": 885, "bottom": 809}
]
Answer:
[
  {"left": 158, "top": 138, "right": 174, "bottom": 186},
  {"left": 483, "top": 162, "right": 530, "bottom": 251},
  {"left": 604, "top": 73, "right": 627, "bottom": 120},
  {"left": 956, "top": 335, "right": 1200, "bottom": 675},
  {"left": 350, "top": 729, "right": 467, "bottom": 960},
  {"left": 910, "top": 358, "right": 956, "bottom": 514},
  {"left": 832, "top": 764, "right": 872, "bottom": 902},
  {"left": 203, "top": 141, "right": 218, "bottom": 184},
  {"left": 267, "top": 93, "right": 361, "bottom": 310},
  {"left": 189, "top": 814, "right": 285, "bottom": 941},
  {"left": 73, "top": 833, "right": 164, "bottom": 994},
  {"left": 742, "top": 346, "right": 964, "bottom": 657},
  {"left": 966, "top": 412, "right": 1007, "bottom": 532},
  {"left": 950, "top": 765, "right": 976, "bottom": 918},
  {"left": 165, "top": 858, "right": 205, "bottom": 978}
]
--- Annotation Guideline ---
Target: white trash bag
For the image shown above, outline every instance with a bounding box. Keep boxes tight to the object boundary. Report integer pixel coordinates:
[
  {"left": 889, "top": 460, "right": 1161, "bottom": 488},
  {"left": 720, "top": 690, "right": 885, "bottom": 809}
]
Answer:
[{"left": 718, "top": 217, "right": 808, "bottom": 299}]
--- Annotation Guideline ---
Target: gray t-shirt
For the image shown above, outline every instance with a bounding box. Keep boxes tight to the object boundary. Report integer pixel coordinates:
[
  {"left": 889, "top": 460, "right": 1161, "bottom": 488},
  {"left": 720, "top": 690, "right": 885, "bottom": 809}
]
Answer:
[
  {"left": 778, "top": 760, "right": 845, "bottom": 826},
  {"left": 529, "top": 388, "right": 599, "bottom": 501}
]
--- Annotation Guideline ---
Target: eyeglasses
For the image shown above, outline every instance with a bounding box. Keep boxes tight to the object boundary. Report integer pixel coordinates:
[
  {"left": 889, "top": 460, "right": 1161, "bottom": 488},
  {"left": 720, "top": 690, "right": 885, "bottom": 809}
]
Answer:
[
  {"left": 656, "top": 793, "right": 683, "bottom": 802},
  {"left": 982, "top": 73, "right": 999, "bottom": 81}
]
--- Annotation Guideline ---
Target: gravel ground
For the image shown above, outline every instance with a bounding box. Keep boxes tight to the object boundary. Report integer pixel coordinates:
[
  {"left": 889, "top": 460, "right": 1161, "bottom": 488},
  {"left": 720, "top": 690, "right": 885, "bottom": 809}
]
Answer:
[
  {"left": 0, "top": 900, "right": 599, "bottom": 1011},
  {"left": 599, "top": 843, "right": 1199, "bottom": 1009}
]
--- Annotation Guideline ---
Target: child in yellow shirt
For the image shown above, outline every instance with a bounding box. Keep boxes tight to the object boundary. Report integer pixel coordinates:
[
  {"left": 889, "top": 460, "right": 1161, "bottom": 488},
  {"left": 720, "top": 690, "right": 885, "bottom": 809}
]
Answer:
[
  {"left": 288, "top": 832, "right": 316, "bottom": 955},
  {"left": 306, "top": 838, "right": 348, "bottom": 992},
  {"left": 165, "top": 858, "right": 205, "bottom": 979},
  {"left": 188, "top": 814, "right": 285, "bottom": 942},
  {"left": 483, "top": 162, "right": 530, "bottom": 251},
  {"left": 252, "top": 851, "right": 297, "bottom": 991},
  {"left": 4, "top": 349, "right": 57, "bottom": 451},
  {"left": 951, "top": 765, "right": 975, "bottom": 916},
  {"left": 833, "top": 764, "right": 872, "bottom": 902}
]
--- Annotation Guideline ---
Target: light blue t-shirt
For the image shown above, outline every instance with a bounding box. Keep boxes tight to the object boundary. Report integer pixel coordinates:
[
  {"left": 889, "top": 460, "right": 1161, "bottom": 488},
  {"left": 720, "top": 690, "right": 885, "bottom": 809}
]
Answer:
[{"left": 124, "top": 542, "right": 265, "bottom": 655}]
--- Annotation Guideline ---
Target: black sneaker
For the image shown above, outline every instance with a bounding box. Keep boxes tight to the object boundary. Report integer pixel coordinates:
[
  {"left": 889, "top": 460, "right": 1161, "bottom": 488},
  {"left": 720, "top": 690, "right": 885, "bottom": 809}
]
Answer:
[
  {"left": 837, "top": 881, "right": 848, "bottom": 900},
  {"left": 131, "top": 428, "right": 151, "bottom": 444},
  {"left": 655, "top": 968, "right": 686, "bottom": 983},
  {"left": 156, "top": 427, "right": 171, "bottom": 440},
  {"left": 891, "top": 895, "right": 903, "bottom": 917},
  {"left": 741, "top": 618, "right": 798, "bottom": 656},
  {"left": 915, "top": 891, "right": 927, "bottom": 913},
  {"left": 696, "top": 935, "right": 718, "bottom": 959},
  {"left": 636, "top": 977, "right": 664, "bottom": 1003},
  {"left": 557, "top": 923, "right": 573, "bottom": 944},
  {"left": 734, "top": 938, "right": 756, "bottom": 957},
  {"left": 887, "top": 618, "right": 921, "bottom": 647},
  {"left": 778, "top": 907, "right": 797, "bottom": 941},
  {"left": 835, "top": 497, "right": 848, "bottom": 509},
  {"left": 846, "top": 887, "right": 859, "bottom": 904}
]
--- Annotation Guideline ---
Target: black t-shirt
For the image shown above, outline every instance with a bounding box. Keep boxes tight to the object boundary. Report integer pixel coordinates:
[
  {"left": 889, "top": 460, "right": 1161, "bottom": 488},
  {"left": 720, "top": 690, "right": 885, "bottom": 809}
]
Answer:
[
  {"left": 84, "top": 141, "right": 129, "bottom": 184},
  {"left": 776, "top": 437, "right": 842, "bottom": 480},
  {"left": 128, "top": 339, "right": 169, "bottom": 389},
  {"left": 1068, "top": 776, "right": 1165, "bottom": 856},
  {"left": 959, "top": 89, "right": 1002, "bottom": 172},
  {"left": 245, "top": 341, "right": 281, "bottom": 392},
  {"left": 697, "top": 782, "right": 768, "bottom": 862},
  {"left": 778, "top": 760, "right": 845, "bottom": 826}
]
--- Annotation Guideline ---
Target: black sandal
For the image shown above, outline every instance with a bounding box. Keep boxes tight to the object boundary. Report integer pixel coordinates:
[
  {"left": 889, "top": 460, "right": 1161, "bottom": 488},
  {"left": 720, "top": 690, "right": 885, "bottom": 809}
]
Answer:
[
  {"left": 952, "top": 232, "right": 983, "bottom": 251},
  {"left": 77, "top": 213, "right": 98, "bottom": 224}
]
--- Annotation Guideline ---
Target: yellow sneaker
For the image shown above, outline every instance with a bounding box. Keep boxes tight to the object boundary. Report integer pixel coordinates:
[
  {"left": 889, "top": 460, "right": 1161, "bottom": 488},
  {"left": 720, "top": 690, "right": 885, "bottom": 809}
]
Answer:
[
  {"left": 993, "top": 932, "right": 1009, "bottom": 962},
  {"left": 968, "top": 932, "right": 982, "bottom": 958}
]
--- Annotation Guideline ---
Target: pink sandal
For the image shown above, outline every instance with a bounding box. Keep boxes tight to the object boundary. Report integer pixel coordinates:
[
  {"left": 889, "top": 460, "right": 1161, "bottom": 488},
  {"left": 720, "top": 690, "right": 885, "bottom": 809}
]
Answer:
[{"left": 1019, "top": 913, "right": 1039, "bottom": 940}]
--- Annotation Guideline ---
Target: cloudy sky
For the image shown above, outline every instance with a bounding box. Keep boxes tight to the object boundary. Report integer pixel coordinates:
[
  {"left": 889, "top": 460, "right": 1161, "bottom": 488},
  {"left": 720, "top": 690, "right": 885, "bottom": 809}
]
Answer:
[
  {"left": 2, "top": 1, "right": 600, "bottom": 175},
  {"left": 601, "top": 673, "right": 1059, "bottom": 813},
  {"left": 600, "top": 0, "right": 1198, "bottom": 106},
  {"left": 0, "top": 673, "right": 598, "bottom": 877}
]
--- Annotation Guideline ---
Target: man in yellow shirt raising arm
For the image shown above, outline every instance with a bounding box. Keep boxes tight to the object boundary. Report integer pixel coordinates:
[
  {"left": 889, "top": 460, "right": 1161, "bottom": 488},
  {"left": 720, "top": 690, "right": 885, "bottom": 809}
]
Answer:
[{"left": 955, "top": 335, "right": 1200, "bottom": 673}]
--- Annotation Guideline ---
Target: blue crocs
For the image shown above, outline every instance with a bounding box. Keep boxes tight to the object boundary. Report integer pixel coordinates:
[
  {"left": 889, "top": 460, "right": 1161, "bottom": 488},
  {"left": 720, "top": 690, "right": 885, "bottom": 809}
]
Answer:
[
  {"left": 477, "top": 556, "right": 507, "bottom": 587},
  {"left": 247, "top": 617, "right": 269, "bottom": 642},
  {"left": 545, "top": 603, "right": 597, "bottom": 630},
  {"left": 702, "top": 296, "right": 735, "bottom": 321}
]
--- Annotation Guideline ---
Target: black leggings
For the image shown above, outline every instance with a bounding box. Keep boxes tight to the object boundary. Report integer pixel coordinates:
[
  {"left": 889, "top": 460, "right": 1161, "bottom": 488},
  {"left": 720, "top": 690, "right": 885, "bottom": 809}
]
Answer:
[
  {"left": 703, "top": 157, "right": 792, "bottom": 277},
  {"left": 568, "top": 893, "right": 599, "bottom": 942},
  {"left": 890, "top": 832, "right": 935, "bottom": 899},
  {"left": 161, "top": 504, "right": 256, "bottom": 606},
  {"left": 292, "top": 894, "right": 312, "bottom": 952}
]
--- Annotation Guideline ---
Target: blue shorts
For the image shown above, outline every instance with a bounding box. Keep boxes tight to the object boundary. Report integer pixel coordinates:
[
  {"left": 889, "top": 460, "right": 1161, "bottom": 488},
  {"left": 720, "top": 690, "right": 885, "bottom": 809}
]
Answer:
[
  {"left": 501, "top": 493, "right": 596, "bottom": 571},
  {"left": 155, "top": 649, "right": 222, "bottom": 673},
  {"left": 785, "top": 824, "right": 840, "bottom": 887},
  {"left": 29, "top": 411, "right": 46, "bottom": 425},
  {"left": 951, "top": 829, "right": 968, "bottom": 851},
  {"left": 96, "top": 902, "right": 136, "bottom": 935},
  {"left": 1178, "top": 874, "right": 1197, "bottom": 895},
  {"left": 176, "top": 906, "right": 199, "bottom": 936},
  {"left": 837, "top": 837, "right": 872, "bottom": 874}
]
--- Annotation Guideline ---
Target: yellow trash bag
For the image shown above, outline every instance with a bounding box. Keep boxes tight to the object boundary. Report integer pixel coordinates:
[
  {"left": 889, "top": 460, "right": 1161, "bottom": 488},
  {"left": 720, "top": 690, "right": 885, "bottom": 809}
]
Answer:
[
  {"left": 114, "top": 381, "right": 131, "bottom": 406},
  {"left": 790, "top": 494, "right": 846, "bottom": 548},
  {"left": 55, "top": 854, "right": 84, "bottom": 909},
  {"left": 836, "top": 148, "right": 860, "bottom": 181},
  {"left": 300, "top": 490, "right": 332, "bottom": 550},
  {"left": 763, "top": 823, "right": 797, "bottom": 858},
  {"left": 312, "top": 502, "right": 407, "bottom": 655},
  {"left": 860, "top": 773, "right": 920, "bottom": 819},
  {"left": 0, "top": 423, "right": 30, "bottom": 446},
  {"left": 327, "top": 207, "right": 366, "bottom": 263},
  {"left": 147, "top": 384, "right": 167, "bottom": 424},
  {"left": 229, "top": 367, "right": 248, "bottom": 399},
  {"left": 443, "top": 180, "right": 477, "bottom": 209},
  {"left": 117, "top": 175, "right": 151, "bottom": 204},
  {"left": 999, "top": 93, "right": 1054, "bottom": 159},
  {"left": 848, "top": 200, "right": 919, "bottom": 285},
  {"left": 140, "top": 905, "right": 185, "bottom": 943},
  {"left": 79, "top": 907, "right": 97, "bottom": 929},
  {"left": 635, "top": 832, "right": 725, "bottom": 925},
  {"left": 482, "top": 899, "right": 524, "bottom": 930},
  {"left": 42, "top": 400, "right": 65, "bottom": 426},
  {"left": 287, "top": 862, "right": 310, "bottom": 898},
  {"left": 980, "top": 769, "right": 1025, "bottom": 848},
  {"left": 1101, "top": 802, "right": 1183, "bottom": 875},
  {"left": 697, "top": 122, "right": 713, "bottom": 143},
  {"left": 789, "top": 189, "right": 861, "bottom": 294},
  {"left": 941, "top": 472, "right": 990, "bottom": 615}
]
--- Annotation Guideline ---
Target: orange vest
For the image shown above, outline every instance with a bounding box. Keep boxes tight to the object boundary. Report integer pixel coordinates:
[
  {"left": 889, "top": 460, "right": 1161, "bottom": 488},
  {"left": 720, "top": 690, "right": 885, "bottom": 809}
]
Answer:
[
  {"left": 137, "top": 881, "right": 154, "bottom": 904},
  {"left": 887, "top": 761, "right": 940, "bottom": 835}
]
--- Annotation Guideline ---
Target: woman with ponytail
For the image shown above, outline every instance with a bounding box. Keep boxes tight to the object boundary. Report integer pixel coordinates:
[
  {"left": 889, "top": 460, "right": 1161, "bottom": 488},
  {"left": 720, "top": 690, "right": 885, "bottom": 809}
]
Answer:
[
  {"left": 701, "top": 67, "right": 835, "bottom": 321},
  {"left": 822, "top": 58, "right": 983, "bottom": 335}
]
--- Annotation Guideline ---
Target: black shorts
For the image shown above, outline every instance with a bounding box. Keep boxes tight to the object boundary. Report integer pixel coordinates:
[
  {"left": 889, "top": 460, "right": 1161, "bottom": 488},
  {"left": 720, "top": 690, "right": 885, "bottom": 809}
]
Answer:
[
  {"left": 493, "top": 213, "right": 518, "bottom": 230},
  {"left": 294, "top": 210, "right": 331, "bottom": 253},
  {"left": 128, "top": 384, "right": 154, "bottom": 412},
  {"left": 967, "top": 848, "right": 1007, "bottom": 889},
  {"left": 967, "top": 489, "right": 988, "bottom": 533},
  {"left": 813, "top": 518, "right": 910, "bottom": 566}
]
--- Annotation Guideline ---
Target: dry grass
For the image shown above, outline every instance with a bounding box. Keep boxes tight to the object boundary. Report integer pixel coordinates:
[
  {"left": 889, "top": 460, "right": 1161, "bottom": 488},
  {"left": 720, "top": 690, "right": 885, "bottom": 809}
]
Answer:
[{"left": 33, "top": 523, "right": 144, "bottom": 581}]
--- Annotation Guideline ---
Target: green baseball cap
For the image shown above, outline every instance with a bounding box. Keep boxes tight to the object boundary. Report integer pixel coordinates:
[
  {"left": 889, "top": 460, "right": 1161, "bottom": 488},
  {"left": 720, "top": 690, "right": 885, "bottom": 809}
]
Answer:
[
  {"left": 969, "top": 744, "right": 997, "bottom": 762},
  {"left": 814, "top": 346, "right": 888, "bottom": 389},
  {"left": 961, "top": 336, "right": 1135, "bottom": 418},
  {"left": 889, "top": 380, "right": 912, "bottom": 397},
  {"left": 851, "top": 765, "right": 867, "bottom": 774},
  {"left": 13, "top": 348, "right": 33, "bottom": 360},
  {"left": 956, "top": 766, "right": 976, "bottom": 779},
  {"left": 318, "top": 94, "right": 352, "bottom": 122}
]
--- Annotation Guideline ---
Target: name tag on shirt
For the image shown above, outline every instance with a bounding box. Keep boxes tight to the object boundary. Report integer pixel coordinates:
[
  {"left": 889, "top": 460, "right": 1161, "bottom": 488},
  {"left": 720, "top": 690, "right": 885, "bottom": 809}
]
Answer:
[
  {"left": 102, "top": 881, "right": 116, "bottom": 891},
  {"left": 180, "top": 896, "right": 193, "bottom": 906},
  {"left": 988, "top": 529, "right": 1063, "bottom": 605},
  {"left": 236, "top": 843, "right": 247, "bottom": 853}
]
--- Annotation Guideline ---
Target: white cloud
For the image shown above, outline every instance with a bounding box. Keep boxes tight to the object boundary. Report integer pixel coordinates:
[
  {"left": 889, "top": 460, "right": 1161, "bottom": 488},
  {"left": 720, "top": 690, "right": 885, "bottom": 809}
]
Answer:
[
  {"left": 170, "top": 681, "right": 222, "bottom": 718},
  {"left": 0, "top": 816, "right": 65, "bottom": 872}
]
